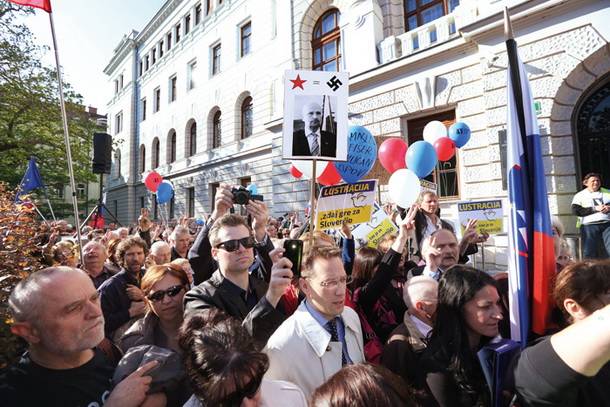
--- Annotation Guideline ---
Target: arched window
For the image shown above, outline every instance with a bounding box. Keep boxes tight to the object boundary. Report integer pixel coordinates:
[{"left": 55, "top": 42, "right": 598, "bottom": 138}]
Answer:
[
  {"left": 241, "top": 97, "right": 253, "bottom": 139},
  {"left": 139, "top": 144, "right": 146, "bottom": 173},
  {"left": 188, "top": 122, "right": 197, "bottom": 156},
  {"left": 152, "top": 137, "right": 160, "bottom": 169},
  {"left": 213, "top": 111, "right": 222, "bottom": 148},
  {"left": 168, "top": 130, "right": 176, "bottom": 163},
  {"left": 114, "top": 149, "right": 121, "bottom": 178},
  {"left": 577, "top": 80, "right": 610, "bottom": 181},
  {"left": 312, "top": 9, "right": 341, "bottom": 71}
]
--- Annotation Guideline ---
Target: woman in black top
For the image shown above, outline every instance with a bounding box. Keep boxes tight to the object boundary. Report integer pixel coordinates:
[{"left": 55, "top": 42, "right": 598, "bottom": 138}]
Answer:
[{"left": 420, "top": 266, "right": 503, "bottom": 407}]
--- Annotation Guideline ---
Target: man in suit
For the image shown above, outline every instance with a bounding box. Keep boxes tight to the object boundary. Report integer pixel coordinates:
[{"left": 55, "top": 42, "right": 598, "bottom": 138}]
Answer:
[
  {"left": 292, "top": 101, "right": 336, "bottom": 157},
  {"left": 265, "top": 246, "right": 365, "bottom": 399}
]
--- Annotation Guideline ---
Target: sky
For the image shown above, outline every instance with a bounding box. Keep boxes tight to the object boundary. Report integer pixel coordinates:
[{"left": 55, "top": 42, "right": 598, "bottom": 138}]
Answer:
[{"left": 20, "top": 0, "right": 167, "bottom": 114}]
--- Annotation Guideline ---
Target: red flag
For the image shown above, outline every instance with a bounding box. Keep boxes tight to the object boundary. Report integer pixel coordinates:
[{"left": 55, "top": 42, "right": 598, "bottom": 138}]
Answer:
[{"left": 5, "top": 0, "right": 52, "bottom": 13}]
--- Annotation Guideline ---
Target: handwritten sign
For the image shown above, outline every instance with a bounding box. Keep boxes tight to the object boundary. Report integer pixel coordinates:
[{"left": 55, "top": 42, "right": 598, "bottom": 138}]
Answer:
[{"left": 349, "top": 202, "right": 398, "bottom": 248}]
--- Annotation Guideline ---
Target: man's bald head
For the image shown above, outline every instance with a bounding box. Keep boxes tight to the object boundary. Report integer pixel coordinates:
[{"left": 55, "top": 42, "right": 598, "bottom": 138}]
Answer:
[{"left": 302, "top": 101, "right": 323, "bottom": 133}]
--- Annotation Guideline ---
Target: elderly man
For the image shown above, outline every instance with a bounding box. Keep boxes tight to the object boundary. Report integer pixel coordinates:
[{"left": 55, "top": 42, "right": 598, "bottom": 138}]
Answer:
[
  {"left": 81, "top": 241, "right": 115, "bottom": 288},
  {"left": 292, "top": 101, "right": 336, "bottom": 157},
  {"left": 410, "top": 229, "right": 460, "bottom": 280},
  {"left": 184, "top": 212, "right": 290, "bottom": 349},
  {"left": 0, "top": 267, "right": 163, "bottom": 407},
  {"left": 170, "top": 226, "right": 191, "bottom": 260},
  {"left": 407, "top": 190, "right": 485, "bottom": 264},
  {"left": 98, "top": 237, "right": 148, "bottom": 340},
  {"left": 381, "top": 276, "right": 438, "bottom": 386},
  {"left": 265, "top": 246, "right": 365, "bottom": 399},
  {"left": 150, "top": 241, "right": 172, "bottom": 265}
]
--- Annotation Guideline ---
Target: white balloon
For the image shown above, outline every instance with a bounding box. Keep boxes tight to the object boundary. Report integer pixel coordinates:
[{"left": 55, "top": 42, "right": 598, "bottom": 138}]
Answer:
[
  {"left": 423, "top": 121, "right": 448, "bottom": 144},
  {"left": 388, "top": 169, "right": 421, "bottom": 208},
  {"left": 292, "top": 160, "right": 329, "bottom": 179}
]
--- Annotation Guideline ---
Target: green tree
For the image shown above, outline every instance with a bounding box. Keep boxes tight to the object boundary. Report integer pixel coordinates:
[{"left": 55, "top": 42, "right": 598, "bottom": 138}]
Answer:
[{"left": 0, "top": 3, "right": 104, "bottom": 195}]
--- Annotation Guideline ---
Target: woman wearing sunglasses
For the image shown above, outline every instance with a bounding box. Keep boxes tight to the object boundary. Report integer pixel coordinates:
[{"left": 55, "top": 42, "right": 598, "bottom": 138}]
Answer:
[{"left": 118, "top": 264, "right": 189, "bottom": 354}]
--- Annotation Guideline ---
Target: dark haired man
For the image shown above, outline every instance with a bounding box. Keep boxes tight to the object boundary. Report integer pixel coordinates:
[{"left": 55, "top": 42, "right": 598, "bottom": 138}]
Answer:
[
  {"left": 572, "top": 172, "right": 610, "bottom": 259},
  {"left": 98, "top": 236, "right": 148, "bottom": 340}
]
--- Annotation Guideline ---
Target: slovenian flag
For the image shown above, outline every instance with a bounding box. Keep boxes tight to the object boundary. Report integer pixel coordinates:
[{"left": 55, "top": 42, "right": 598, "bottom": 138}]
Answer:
[{"left": 505, "top": 11, "right": 556, "bottom": 344}]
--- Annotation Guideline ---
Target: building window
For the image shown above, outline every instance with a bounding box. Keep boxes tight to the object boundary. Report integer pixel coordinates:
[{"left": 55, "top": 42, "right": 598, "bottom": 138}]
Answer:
[
  {"left": 170, "top": 75, "right": 177, "bottom": 102},
  {"left": 115, "top": 112, "right": 123, "bottom": 134},
  {"left": 114, "top": 149, "right": 121, "bottom": 179},
  {"left": 159, "top": 40, "right": 164, "bottom": 58},
  {"left": 167, "top": 32, "right": 172, "bottom": 51},
  {"left": 205, "top": 0, "right": 211, "bottom": 15},
  {"left": 213, "top": 110, "right": 222, "bottom": 148},
  {"left": 404, "top": 0, "right": 460, "bottom": 35},
  {"left": 187, "top": 187, "right": 195, "bottom": 217},
  {"left": 145, "top": 55, "right": 150, "bottom": 71},
  {"left": 77, "top": 184, "right": 86, "bottom": 199},
  {"left": 241, "top": 22, "right": 252, "bottom": 57},
  {"left": 169, "top": 197, "right": 175, "bottom": 220},
  {"left": 188, "top": 122, "right": 197, "bottom": 157},
  {"left": 154, "top": 88, "right": 161, "bottom": 112},
  {"left": 212, "top": 43, "right": 221, "bottom": 75},
  {"left": 210, "top": 182, "right": 219, "bottom": 212},
  {"left": 114, "top": 80, "right": 119, "bottom": 94},
  {"left": 168, "top": 130, "right": 177, "bottom": 163},
  {"left": 185, "top": 14, "right": 191, "bottom": 34},
  {"left": 195, "top": 4, "right": 202, "bottom": 24},
  {"left": 119, "top": 74, "right": 123, "bottom": 89},
  {"left": 405, "top": 110, "right": 458, "bottom": 199},
  {"left": 241, "top": 96, "right": 253, "bottom": 139},
  {"left": 175, "top": 23, "right": 181, "bottom": 42},
  {"left": 152, "top": 48, "right": 156, "bottom": 64},
  {"left": 188, "top": 60, "right": 197, "bottom": 90},
  {"left": 141, "top": 98, "right": 147, "bottom": 121},
  {"left": 312, "top": 9, "right": 341, "bottom": 71},
  {"left": 152, "top": 137, "right": 160, "bottom": 169},
  {"left": 139, "top": 144, "right": 146, "bottom": 173},
  {"left": 139, "top": 61, "right": 143, "bottom": 77}
]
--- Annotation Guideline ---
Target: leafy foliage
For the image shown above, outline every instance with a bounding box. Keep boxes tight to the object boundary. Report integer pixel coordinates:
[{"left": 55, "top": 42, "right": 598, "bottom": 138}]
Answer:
[
  {"left": 0, "top": 3, "right": 104, "bottom": 192},
  {"left": 0, "top": 184, "right": 47, "bottom": 367}
]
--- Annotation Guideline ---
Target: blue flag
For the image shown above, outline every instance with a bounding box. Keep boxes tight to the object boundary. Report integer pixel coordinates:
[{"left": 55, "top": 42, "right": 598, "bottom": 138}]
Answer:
[{"left": 15, "top": 157, "right": 45, "bottom": 201}]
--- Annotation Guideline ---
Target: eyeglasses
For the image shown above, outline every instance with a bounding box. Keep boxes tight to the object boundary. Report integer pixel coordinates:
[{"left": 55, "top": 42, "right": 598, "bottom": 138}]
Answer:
[
  {"left": 306, "top": 275, "right": 353, "bottom": 289},
  {"left": 146, "top": 285, "right": 185, "bottom": 302},
  {"left": 220, "top": 375, "right": 263, "bottom": 407},
  {"left": 215, "top": 236, "right": 256, "bottom": 252}
]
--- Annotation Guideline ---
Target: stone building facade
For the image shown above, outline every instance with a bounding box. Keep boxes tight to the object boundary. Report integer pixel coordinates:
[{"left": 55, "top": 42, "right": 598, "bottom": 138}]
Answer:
[{"left": 104, "top": 0, "right": 610, "bottom": 270}]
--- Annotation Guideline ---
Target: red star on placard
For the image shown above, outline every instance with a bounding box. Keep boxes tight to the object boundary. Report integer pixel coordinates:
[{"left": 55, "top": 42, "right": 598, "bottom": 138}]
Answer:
[{"left": 290, "top": 74, "right": 307, "bottom": 90}]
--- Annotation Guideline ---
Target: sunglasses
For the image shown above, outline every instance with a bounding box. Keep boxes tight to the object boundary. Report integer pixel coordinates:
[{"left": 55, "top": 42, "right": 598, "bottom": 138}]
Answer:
[
  {"left": 146, "top": 285, "right": 185, "bottom": 302},
  {"left": 221, "top": 375, "right": 264, "bottom": 407},
  {"left": 215, "top": 236, "right": 256, "bottom": 252}
]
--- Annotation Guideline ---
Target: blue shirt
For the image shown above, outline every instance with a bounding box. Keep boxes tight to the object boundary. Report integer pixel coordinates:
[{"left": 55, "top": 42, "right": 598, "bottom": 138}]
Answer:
[{"left": 304, "top": 300, "right": 353, "bottom": 364}]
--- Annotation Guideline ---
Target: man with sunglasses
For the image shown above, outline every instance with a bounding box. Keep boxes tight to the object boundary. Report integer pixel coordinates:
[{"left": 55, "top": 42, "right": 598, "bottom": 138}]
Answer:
[
  {"left": 188, "top": 184, "right": 275, "bottom": 284},
  {"left": 265, "top": 246, "right": 365, "bottom": 399},
  {"left": 184, "top": 213, "right": 291, "bottom": 349}
]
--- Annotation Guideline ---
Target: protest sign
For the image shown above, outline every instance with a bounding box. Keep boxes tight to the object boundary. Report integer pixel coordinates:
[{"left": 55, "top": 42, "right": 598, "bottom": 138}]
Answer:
[
  {"left": 457, "top": 199, "right": 504, "bottom": 235},
  {"left": 349, "top": 202, "right": 398, "bottom": 248},
  {"left": 316, "top": 180, "right": 377, "bottom": 230}
]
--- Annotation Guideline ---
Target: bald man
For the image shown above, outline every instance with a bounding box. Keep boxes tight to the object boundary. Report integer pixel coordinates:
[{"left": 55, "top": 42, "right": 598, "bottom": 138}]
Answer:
[{"left": 292, "top": 100, "right": 336, "bottom": 157}]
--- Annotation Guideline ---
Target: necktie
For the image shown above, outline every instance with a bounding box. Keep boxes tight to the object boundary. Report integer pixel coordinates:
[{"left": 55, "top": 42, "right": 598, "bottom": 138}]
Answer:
[
  {"left": 328, "top": 318, "right": 347, "bottom": 366},
  {"left": 309, "top": 133, "right": 320, "bottom": 156}
]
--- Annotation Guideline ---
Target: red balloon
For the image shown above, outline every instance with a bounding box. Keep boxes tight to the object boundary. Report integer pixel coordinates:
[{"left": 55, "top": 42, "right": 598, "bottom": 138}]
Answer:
[
  {"left": 378, "top": 138, "right": 408, "bottom": 173},
  {"left": 317, "top": 162, "right": 342, "bottom": 186},
  {"left": 144, "top": 171, "right": 163, "bottom": 192},
  {"left": 433, "top": 137, "right": 456, "bottom": 161},
  {"left": 290, "top": 164, "right": 303, "bottom": 178}
]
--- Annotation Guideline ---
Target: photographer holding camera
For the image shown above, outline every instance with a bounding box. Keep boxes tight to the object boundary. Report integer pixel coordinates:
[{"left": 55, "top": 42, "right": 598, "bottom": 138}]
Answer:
[{"left": 185, "top": 185, "right": 290, "bottom": 348}]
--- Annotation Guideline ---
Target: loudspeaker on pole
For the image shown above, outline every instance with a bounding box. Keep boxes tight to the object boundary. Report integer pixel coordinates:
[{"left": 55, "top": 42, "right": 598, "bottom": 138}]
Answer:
[{"left": 92, "top": 132, "right": 112, "bottom": 174}]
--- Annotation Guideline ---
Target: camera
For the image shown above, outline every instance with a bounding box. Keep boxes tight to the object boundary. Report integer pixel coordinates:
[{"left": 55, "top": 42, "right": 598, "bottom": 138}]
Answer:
[{"left": 231, "top": 186, "right": 264, "bottom": 205}]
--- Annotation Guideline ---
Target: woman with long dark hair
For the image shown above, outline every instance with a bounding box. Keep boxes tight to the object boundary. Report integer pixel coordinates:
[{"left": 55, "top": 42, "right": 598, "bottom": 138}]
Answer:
[{"left": 420, "top": 265, "right": 503, "bottom": 406}]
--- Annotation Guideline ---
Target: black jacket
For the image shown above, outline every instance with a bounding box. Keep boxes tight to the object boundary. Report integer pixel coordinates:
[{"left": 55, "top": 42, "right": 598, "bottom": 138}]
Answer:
[{"left": 183, "top": 270, "right": 286, "bottom": 349}]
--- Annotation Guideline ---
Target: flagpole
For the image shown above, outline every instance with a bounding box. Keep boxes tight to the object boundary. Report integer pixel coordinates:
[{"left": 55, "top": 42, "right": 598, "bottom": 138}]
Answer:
[
  {"left": 41, "top": 186, "right": 57, "bottom": 222},
  {"left": 47, "top": 11, "right": 84, "bottom": 260}
]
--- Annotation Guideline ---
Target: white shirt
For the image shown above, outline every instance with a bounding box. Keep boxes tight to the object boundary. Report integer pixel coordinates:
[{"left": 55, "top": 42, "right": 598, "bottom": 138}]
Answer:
[
  {"left": 572, "top": 188, "right": 610, "bottom": 225},
  {"left": 420, "top": 214, "right": 443, "bottom": 251}
]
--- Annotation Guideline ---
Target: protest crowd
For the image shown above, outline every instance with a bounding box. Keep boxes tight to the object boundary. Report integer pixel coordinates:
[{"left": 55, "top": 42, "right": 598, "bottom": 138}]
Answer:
[{"left": 3, "top": 176, "right": 610, "bottom": 407}]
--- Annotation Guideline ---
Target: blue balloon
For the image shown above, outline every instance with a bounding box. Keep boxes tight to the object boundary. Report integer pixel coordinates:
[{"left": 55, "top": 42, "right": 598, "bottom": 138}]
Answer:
[
  {"left": 406, "top": 140, "right": 437, "bottom": 178},
  {"left": 335, "top": 125, "right": 377, "bottom": 184},
  {"left": 156, "top": 181, "right": 174, "bottom": 204},
  {"left": 448, "top": 122, "right": 471, "bottom": 148},
  {"left": 246, "top": 184, "right": 259, "bottom": 195},
  {"left": 196, "top": 219, "right": 205, "bottom": 226}
]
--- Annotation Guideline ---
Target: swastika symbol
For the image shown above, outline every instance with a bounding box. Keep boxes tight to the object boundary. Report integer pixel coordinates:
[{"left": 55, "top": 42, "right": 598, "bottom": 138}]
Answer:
[{"left": 327, "top": 76, "right": 343, "bottom": 91}]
